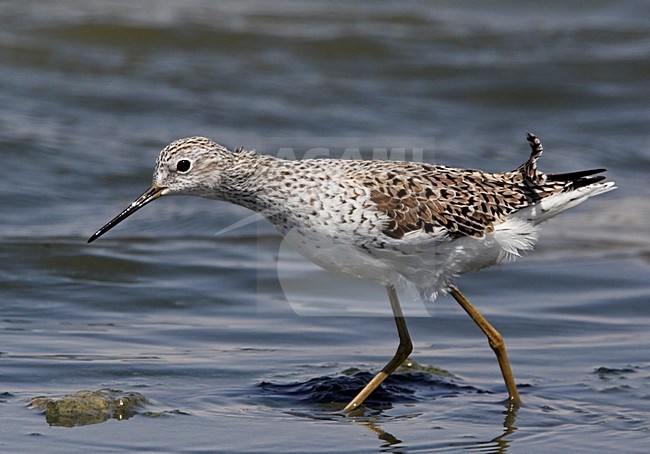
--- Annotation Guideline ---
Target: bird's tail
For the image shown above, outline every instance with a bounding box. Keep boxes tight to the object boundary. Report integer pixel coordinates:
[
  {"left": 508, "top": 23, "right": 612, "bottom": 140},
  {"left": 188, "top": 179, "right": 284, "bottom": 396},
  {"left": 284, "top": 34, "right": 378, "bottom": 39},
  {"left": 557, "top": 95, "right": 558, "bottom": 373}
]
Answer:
[
  {"left": 512, "top": 133, "right": 616, "bottom": 224},
  {"left": 517, "top": 132, "right": 610, "bottom": 190}
]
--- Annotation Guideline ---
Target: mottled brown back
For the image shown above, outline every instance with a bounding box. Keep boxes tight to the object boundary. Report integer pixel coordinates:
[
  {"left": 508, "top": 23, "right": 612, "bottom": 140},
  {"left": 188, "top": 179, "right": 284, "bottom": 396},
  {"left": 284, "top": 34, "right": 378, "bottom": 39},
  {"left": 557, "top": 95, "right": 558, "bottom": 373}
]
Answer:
[{"left": 362, "top": 134, "right": 602, "bottom": 239}]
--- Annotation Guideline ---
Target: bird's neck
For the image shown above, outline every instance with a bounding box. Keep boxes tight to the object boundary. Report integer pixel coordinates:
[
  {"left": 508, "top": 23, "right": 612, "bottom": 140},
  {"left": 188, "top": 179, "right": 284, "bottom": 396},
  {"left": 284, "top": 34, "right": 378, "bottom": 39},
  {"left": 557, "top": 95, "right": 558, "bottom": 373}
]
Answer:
[{"left": 216, "top": 153, "right": 290, "bottom": 214}]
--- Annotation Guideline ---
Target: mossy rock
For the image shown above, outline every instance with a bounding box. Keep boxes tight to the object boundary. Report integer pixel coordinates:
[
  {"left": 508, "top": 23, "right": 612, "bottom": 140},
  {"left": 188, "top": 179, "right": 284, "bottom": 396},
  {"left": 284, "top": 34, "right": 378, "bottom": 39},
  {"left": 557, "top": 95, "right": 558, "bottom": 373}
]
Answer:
[
  {"left": 30, "top": 389, "right": 150, "bottom": 427},
  {"left": 396, "top": 358, "right": 455, "bottom": 378}
]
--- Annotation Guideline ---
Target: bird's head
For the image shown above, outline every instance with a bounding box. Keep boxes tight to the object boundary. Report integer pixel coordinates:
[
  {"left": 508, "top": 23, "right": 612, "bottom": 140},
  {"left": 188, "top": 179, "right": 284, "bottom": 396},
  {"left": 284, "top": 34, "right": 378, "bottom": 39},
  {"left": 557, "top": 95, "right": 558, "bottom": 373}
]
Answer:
[
  {"left": 152, "top": 136, "right": 234, "bottom": 196},
  {"left": 88, "top": 136, "right": 235, "bottom": 243}
]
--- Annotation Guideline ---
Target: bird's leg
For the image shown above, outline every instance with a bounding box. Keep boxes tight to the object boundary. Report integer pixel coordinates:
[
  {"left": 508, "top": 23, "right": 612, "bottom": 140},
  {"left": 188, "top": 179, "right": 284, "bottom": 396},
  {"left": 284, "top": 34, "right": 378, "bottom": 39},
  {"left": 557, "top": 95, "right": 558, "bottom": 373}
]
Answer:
[
  {"left": 342, "top": 285, "right": 413, "bottom": 413},
  {"left": 449, "top": 286, "right": 521, "bottom": 403}
]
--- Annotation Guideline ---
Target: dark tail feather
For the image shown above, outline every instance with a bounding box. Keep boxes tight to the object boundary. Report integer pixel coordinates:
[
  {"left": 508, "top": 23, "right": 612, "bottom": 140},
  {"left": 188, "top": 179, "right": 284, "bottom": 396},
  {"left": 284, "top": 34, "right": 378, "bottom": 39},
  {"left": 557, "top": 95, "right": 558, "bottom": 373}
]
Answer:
[
  {"left": 547, "top": 168, "right": 607, "bottom": 190},
  {"left": 546, "top": 168, "right": 606, "bottom": 181}
]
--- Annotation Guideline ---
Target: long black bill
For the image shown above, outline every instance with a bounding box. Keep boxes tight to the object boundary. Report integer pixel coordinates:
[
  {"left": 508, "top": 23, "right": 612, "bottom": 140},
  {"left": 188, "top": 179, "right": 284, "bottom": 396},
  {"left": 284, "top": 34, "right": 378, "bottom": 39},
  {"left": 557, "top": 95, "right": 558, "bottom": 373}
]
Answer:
[{"left": 87, "top": 185, "right": 166, "bottom": 243}]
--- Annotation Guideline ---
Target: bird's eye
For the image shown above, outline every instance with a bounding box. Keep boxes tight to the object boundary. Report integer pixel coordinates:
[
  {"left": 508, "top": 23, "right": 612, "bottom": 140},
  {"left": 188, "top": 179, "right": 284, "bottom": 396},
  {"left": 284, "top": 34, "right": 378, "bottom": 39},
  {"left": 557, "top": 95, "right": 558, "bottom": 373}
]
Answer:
[{"left": 176, "top": 160, "right": 191, "bottom": 173}]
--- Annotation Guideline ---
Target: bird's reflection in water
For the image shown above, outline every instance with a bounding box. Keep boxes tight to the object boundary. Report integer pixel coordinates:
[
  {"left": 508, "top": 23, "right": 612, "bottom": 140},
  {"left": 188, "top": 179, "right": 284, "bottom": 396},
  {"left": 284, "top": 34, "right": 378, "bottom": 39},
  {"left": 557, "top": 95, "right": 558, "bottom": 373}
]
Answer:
[
  {"left": 263, "top": 362, "right": 519, "bottom": 453},
  {"left": 360, "top": 419, "right": 404, "bottom": 449},
  {"left": 349, "top": 401, "right": 518, "bottom": 454},
  {"left": 492, "top": 403, "right": 519, "bottom": 453}
]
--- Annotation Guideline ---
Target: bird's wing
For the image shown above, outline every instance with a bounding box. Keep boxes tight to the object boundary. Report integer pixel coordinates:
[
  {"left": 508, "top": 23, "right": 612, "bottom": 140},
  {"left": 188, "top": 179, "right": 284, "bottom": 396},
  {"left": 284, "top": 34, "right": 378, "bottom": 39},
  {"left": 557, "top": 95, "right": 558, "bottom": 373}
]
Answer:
[
  {"left": 360, "top": 163, "right": 527, "bottom": 239},
  {"left": 358, "top": 133, "right": 609, "bottom": 240}
]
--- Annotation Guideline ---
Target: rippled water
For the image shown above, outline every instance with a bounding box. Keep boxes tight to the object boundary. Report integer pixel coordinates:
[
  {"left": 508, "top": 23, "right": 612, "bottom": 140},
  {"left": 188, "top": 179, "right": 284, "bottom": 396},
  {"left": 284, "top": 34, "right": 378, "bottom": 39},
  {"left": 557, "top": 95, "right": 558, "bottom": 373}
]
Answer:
[{"left": 1, "top": 1, "right": 649, "bottom": 452}]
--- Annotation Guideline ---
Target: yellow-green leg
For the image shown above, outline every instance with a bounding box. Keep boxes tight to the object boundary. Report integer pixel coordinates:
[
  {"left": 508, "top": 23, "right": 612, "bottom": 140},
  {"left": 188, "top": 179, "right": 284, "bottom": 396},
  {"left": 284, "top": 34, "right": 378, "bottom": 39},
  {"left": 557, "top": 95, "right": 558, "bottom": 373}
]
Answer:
[
  {"left": 342, "top": 285, "right": 413, "bottom": 413},
  {"left": 449, "top": 286, "right": 521, "bottom": 403}
]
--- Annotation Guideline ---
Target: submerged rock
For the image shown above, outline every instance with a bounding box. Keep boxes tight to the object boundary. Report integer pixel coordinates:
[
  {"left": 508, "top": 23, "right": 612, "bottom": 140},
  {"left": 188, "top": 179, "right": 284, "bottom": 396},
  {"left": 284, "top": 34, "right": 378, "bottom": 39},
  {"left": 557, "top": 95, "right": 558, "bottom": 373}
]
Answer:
[
  {"left": 396, "top": 358, "right": 455, "bottom": 377},
  {"left": 30, "top": 389, "right": 150, "bottom": 427}
]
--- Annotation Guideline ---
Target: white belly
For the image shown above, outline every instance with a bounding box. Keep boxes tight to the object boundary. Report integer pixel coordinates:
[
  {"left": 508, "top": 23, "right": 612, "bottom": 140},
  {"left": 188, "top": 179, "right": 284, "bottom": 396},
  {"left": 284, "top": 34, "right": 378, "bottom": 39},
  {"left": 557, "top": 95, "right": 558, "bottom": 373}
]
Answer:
[{"left": 277, "top": 216, "right": 539, "bottom": 301}]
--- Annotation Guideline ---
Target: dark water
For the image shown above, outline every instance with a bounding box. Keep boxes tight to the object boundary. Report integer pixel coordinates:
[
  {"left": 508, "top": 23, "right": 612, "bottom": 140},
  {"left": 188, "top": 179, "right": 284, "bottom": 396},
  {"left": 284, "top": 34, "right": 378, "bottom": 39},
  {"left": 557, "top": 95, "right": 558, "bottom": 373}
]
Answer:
[{"left": 1, "top": 1, "right": 649, "bottom": 452}]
